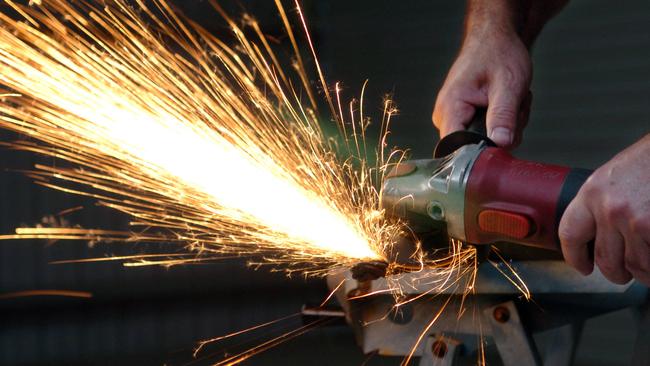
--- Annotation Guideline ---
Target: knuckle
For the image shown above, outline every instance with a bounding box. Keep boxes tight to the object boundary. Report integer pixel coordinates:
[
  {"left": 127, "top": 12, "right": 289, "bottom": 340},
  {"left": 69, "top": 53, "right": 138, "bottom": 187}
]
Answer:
[
  {"left": 580, "top": 178, "right": 595, "bottom": 195},
  {"left": 497, "top": 63, "right": 529, "bottom": 89},
  {"left": 488, "top": 105, "right": 518, "bottom": 125},
  {"left": 603, "top": 199, "right": 631, "bottom": 221},
  {"left": 498, "top": 67, "right": 518, "bottom": 88},
  {"left": 581, "top": 175, "right": 602, "bottom": 196},
  {"left": 630, "top": 215, "right": 650, "bottom": 234},
  {"left": 447, "top": 86, "right": 468, "bottom": 100},
  {"left": 583, "top": 171, "right": 629, "bottom": 221},
  {"left": 558, "top": 226, "right": 578, "bottom": 246},
  {"left": 558, "top": 207, "right": 584, "bottom": 245}
]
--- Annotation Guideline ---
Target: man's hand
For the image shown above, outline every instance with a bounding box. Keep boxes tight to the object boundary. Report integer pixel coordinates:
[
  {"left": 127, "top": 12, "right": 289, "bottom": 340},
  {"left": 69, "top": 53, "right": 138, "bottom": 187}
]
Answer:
[
  {"left": 432, "top": 30, "right": 532, "bottom": 148},
  {"left": 559, "top": 135, "right": 650, "bottom": 286},
  {"left": 433, "top": 0, "right": 568, "bottom": 148}
]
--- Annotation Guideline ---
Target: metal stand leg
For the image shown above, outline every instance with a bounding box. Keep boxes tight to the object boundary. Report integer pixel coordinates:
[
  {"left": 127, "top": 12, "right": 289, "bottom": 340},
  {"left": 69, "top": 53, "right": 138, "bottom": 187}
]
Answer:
[
  {"left": 485, "top": 301, "right": 542, "bottom": 366},
  {"left": 419, "top": 335, "right": 461, "bottom": 366},
  {"left": 632, "top": 299, "right": 650, "bottom": 366},
  {"left": 538, "top": 322, "right": 583, "bottom": 366}
]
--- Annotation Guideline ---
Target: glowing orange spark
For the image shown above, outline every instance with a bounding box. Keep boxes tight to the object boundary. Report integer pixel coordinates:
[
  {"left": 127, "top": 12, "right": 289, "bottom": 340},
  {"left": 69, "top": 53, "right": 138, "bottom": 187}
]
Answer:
[
  {"left": 0, "top": 0, "right": 403, "bottom": 273},
  {"left": 0, "top": 2, "right": 532, "bottom": 364},
  {"left": 0, "top": 289, "right": 93, "bottom": 299}
]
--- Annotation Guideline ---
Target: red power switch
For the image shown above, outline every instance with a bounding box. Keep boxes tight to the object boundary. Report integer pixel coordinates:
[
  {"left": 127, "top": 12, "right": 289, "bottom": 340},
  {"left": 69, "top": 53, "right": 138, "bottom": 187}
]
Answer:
[{"left": 477, "top": 210, "right": 531, "bottom": 239}]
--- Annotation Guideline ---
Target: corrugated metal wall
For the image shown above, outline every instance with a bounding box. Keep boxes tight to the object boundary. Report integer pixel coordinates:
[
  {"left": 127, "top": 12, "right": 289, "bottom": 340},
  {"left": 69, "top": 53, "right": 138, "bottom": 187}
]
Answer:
[{"left": 1, "top": 0, "right": 648, "bottom": 365}]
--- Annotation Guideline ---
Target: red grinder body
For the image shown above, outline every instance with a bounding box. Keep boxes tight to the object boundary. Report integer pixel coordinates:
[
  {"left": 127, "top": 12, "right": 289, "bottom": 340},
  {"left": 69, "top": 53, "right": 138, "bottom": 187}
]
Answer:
[
  {"left": 381, "top": 142, "right": 593, "bottom": 252},
  {"left": 465, "top": 147, "right": 592, "bottom": 251},
  {"left": 381, "top": 108, "right": 593, "bottom": 252}
]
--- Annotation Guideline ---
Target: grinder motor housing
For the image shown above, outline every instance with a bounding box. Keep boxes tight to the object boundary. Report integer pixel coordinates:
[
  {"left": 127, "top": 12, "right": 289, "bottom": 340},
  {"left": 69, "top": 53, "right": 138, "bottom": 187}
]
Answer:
[{"left": 381, "top": 141, "right": 592, "bottom": 252}]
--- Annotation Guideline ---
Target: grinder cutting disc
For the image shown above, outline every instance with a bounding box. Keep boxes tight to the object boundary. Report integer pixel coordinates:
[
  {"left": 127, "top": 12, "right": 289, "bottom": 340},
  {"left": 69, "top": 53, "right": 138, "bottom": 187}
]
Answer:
[{"left": 433, "top": 108, "right": 496, "bottom": 158}]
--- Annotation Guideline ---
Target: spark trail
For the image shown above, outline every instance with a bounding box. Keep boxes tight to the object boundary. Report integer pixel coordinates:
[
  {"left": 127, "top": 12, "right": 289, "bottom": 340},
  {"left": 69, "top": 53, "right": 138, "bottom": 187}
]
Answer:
[
  {"left": 0, "top": 2, "right": 528, "bottom": 364},
  {"left": 0, "top": 0, "right": 403, "bottom": 272}
]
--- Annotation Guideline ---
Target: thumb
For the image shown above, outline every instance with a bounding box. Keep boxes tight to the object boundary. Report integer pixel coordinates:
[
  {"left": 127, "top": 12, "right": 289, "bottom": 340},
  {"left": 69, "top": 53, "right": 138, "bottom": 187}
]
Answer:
[{"left": 486, "top": 87, "right": 525, "bottom": 147}]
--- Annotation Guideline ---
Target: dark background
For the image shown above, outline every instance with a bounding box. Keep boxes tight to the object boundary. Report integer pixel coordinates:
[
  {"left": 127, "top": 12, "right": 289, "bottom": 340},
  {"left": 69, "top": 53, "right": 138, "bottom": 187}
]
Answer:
[{"left": 1, "top": 0, "right": 648, "bottom": 365}]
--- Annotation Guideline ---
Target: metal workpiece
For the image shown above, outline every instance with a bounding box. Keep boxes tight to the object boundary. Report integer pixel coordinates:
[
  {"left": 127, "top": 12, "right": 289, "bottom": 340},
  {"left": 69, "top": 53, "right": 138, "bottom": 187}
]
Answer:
[
  {"left": 485, "top": 302, "right": 586, "bottom": 366},
  {"left": 336, "top": 260, "right": 637, "bottom": 296},
  {"left": 327, "top": 261, "right": 648, "bottom": 365},
  {"left": 381, "top": 143, "right": 485, "bottom": 241}
]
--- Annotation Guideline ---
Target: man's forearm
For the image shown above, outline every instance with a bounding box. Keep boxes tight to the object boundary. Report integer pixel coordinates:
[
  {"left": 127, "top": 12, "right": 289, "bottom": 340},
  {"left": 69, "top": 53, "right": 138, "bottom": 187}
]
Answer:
[
  {"left": 464, "top": 0, "right": 569, "bottom": 48},
  {"left": 521, "top": 0, "right": 570, "bottom": 46}
]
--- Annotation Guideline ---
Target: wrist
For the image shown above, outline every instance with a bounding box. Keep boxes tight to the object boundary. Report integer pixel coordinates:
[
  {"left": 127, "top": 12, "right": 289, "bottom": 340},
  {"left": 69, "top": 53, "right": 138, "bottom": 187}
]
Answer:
[
  {"left": 463, "top": 0, "right": 569, "bottom": 49},
  {"left": 464, "top": 0, "right": 524, "bottom": 46}
]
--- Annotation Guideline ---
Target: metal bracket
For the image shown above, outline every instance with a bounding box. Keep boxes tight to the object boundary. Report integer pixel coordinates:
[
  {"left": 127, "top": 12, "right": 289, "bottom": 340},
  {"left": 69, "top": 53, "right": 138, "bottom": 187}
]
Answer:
[
  {"left": 536, "top": 322, "right": 582, "bottom": 366},
  {"left": 419, "top": 335, "right": 462, "bottom": 366},
  {"left": 485, "top": 301, "right": 542, "bottom": 366}
]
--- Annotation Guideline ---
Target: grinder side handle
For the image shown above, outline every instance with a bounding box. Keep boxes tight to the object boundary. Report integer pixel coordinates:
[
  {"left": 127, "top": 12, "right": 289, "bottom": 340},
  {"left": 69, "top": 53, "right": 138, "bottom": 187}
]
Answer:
[{"left": 466, "top": 107, "right": 488, "bottom": 135}]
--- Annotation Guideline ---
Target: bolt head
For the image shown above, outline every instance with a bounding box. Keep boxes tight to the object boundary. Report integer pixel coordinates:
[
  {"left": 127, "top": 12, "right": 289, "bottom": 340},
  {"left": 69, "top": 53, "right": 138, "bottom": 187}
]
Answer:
[
  {"left": 346, "top": 288, "right": 361, "bottom": 299},
  {"left": 493, "top": 306, "right": 510, "bottom": 323},
  {"left": 431, "top": 340, "right": 447, "bottom": 358}
]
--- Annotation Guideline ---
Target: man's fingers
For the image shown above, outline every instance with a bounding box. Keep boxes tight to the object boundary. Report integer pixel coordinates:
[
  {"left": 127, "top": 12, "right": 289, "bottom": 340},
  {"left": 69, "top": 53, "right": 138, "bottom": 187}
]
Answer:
[
  {"left": 559, "top": 197, "right": 596, "bottom": 275},
  {"left": 432, "top": 97, "right": 478, "bottom": 137},
  {"left": 594, "top": 227, "right": 632, "bottom": 284},
  {"left": 432, "top": 78, "right": 488, "bottom": 138},
  {"left": 623, "top": 232, "right": 650, "bottom": 286}
]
